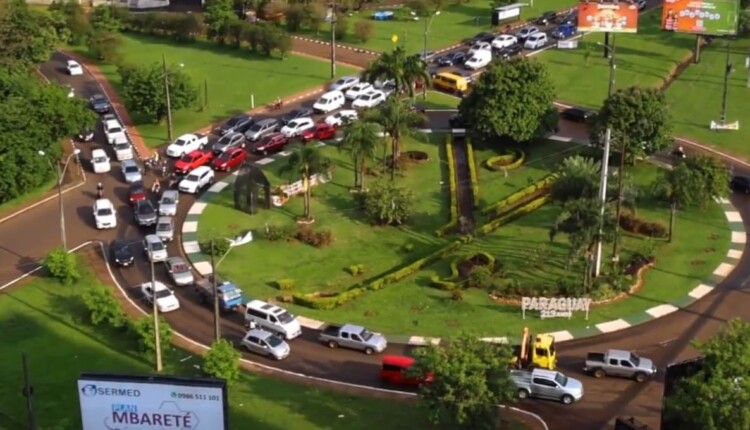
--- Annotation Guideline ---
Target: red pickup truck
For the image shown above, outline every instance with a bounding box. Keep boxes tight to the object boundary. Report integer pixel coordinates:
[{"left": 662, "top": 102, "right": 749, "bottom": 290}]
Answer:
[{"left": 174, "top": 150, "right": 214, "bottom": 175}]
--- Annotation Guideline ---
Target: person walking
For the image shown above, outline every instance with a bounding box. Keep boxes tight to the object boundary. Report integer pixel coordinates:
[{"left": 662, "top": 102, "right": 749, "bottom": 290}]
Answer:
[
  {"left": 151, "top": 179, "right": 161, "bottom": 194},
  {"left": 96, "top": 182, "right": 104, "bottom": 199}
]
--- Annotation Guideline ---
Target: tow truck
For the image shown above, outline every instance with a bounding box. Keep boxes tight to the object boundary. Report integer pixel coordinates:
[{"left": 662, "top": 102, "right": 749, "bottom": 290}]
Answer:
[{"left": 510, "top": 327, "right": 557, "bottom": 370}]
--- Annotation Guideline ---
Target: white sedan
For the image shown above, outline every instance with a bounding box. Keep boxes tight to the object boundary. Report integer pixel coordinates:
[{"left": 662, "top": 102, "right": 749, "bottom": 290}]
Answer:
[
  {"left": 280, "top": 117, "right": 315, "bottom": 138},
  {"left": 345, "top": 83, "right": 374, "bottom": 100},
  {"left": 352, "top": 91, "right": 386, "bottom": 110},
  {"left": 66, "top": 60, "right": 83, "bottom": 76},
  {"left": 468, "top": 42, "right": 492, "bottom": 55},
  {"left": 140, "top": 281, "right": 180, "bottom": 313},
  {"left": 491, "top": 34, "right": 518, "bottom": 50},
  {"left": 324, "top": 110, "right": 358, "bottom": 127},
  {"left": 93, "top": 199, "right": 117, "bottom": 230},
  {"left": 91, "top": 148, "right": 111, "bottom": 173}
]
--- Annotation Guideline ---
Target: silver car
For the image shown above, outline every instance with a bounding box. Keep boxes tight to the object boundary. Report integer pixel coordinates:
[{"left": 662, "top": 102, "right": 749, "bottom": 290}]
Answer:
[
  {"left": 211, "top": 132, "right": 245, "bottom": 154},
  {"left": 143, "top": 234, "right": 168, "bottom": 262},
  {"left": 328, "top": 75, "right": 360, "bottom": 91},
  {"left": 156, "top": 216, "right": 175, "bottom": 242},
  {"left": 165, "top": 256, "right": 194, "bottom": 286},
  {"left": 241, "top": 329, "right": 290, "bottom": 360},
  {"left": 158, "top": 190, "right": 179, "bottom": 216},
  {"left": 121, "top": 159, "right": 142, "bottom": 183}
]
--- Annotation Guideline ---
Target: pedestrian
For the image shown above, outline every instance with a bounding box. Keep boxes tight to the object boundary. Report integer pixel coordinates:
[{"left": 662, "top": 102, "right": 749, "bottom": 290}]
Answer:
[
  {"left": 96, "top": 182, "right": 104, "bottom": 199},
  {"left": 168, "top": 172, "right": 177, "bottom": 188},
  {"left": 151, "top": 180, "right": 161, "bottom": 194},
  {"left": 153, "top": 151, "right": 160, "bottom": 163}
]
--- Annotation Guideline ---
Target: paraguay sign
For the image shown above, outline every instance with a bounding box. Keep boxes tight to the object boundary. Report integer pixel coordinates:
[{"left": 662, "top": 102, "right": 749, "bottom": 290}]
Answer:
[
  {"left": 521, "top": 297, "right": 592, "bottom": 320},
  {"left": 577, "top": 1, "right": 640, "bottom": 33},
  {"left": 662, "top": 0, "right": 740, "bottom": 35}
]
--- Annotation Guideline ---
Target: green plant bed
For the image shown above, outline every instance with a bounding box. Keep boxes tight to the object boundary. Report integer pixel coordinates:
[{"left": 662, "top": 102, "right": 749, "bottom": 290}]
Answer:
[
  {"left": 72, "top": 34, "right": 357, "bottom": 148},
  {"left": 486, "top": 149, "right": 525, "bottom": 171}
]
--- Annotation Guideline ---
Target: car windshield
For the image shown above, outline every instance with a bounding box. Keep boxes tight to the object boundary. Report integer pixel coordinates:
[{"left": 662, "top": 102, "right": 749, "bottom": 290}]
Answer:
[
  {"left": 266, "top": 335, "right": 284, "bottom": 348},
  {"left": 277, "top": 311, "right": 294, "bottom": 324},
  {"left": 227, "top": 117, "right": 241, "bottom": 126},
  {"left": 154, "top": 288, "right": 172, "bottom": 299},
  {"left": 157, "top": 222, "right": 171, "bottom": 232},
  {"left": 115, "top": 143, "right": 129, "bottom": 150},
  {"left": 149, "top": 240, "right": 164, "bottom": 251},
  {"left": 125, "top": 166, "right": 138, "bottom": 173},
  {"left": 180, "top": 154, "right": 194, "bottom": 162},
  {"left": 174, "top": 139, "right": 187, "bottom": 146},
  {"left": 629, "top": 353, "right": 641, "bottom": 366},
  {"left": 222, "top": 289, "right": 242, "bottom": 301},
  {"left": 172, "top": 263, "right": 189, "bottom": 273},
  {"left": 139, "top": 204, "right": 154, "bottom": 215},
  {"left": 97, "top": 208, "right": 113, "bottom": 216},
  {"left": 161, "top": 196, "right": 175, "bottom": 204},
  {"left": 360, "top": 329, "right": 373, "bottom": 341},
  {"left": 554, "top": 372, "right": 568, "bottom": 387},
  {"left": 248, "top": 124, "right": 262, "bottom": 132},
  {"left": 218, "top": 152, "right": 232, "bottom": 161},
  {"left": 186, "top": 173, "right": 200, "bottom": 182},
  {"left": 93, "top": 156, "right": 107, "bottom": 163},
  {"left": 109, "top": 126, "right": 122, "bottom": 133}
]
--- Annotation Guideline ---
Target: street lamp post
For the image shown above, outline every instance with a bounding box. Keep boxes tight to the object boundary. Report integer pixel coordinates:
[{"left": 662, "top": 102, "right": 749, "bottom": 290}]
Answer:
[
  {"left": 720, "top": 38, "right": 733, "bottom": 124},
  {"left": 161, "top": 55, "right": 184, "bottom": 143},
  {"left": 422, "top": 10, "right": 441, "bottom": 99},
  {"left": 38, "top": 149, "right": 81, "bottom": 252},
  {"left": 330, "top": 2, "right": 337, "bottom": 79},
  {"left": 210, "top": 238, "right": 234, "bottom": 341},
  {"left": 150, "top": 257, "right": 163, "bottom": 372}
]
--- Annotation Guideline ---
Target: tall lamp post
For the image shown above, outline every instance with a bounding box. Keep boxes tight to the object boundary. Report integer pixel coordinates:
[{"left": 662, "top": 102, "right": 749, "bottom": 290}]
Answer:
[
  {"left": 210, "top": 238, "right": 234, "bottom": 341},
  {"left": 720, "top": 38, "right": 733, "bottom": 124},
  {"left": 161, "top": 54, "right": 184, "bottom": 143},
  {"left": 422, "top": 10, "right": 441, "bottom": 99},
  {"left": 149, "top": 257, "right": 163, "bottom": 372},
  {"left": 329, "top": 2, "right": 337, "bottom": 79},
  {"left": 38, "top": 149, "right": 81, "bottom": 252}
]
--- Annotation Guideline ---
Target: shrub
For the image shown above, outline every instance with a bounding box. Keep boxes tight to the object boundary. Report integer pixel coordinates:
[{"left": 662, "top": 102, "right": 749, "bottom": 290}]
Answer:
[
  {"left": 451, "top": 290, "right": 464, "bottom": 301},
  {"left": 354, "top": 20, "right": 374, "bottom": 42},
  {"left": 276, "top": 279, "right": 295, "bottom": 291},
  {"left": 81, "top": 287, "right": 127, "bottom": 329},
  {"left": 481, "top": 174, "right": 556, "bottom": 218},
  {"left": 430, "top": 275, "right": 460, "bottom": 290},
  {"left": 199, "top": 238, "right": 231, "bottom": 258},
  {"left": 619, "top": 211, "right": 668, "bottom": 238},
  {"left": 402, "top": 243, "right": 415, "bottom": 252},
  {"left": 347, "top": 264, "right": 366, "bottom": 276},
  {"left": 363, "top": 181, "right": 415, "bottom": 226},
  {"left": 295, "top": 226, "right": 334, "bottom": 247},
  {"left": 466, "top": 139, "right": 480, "bottom": 207},
  {"left": 335, "top": 15, "right": 349, "bottom": 39},
  {"left": 263, "top": 224, "right": 294, "bottom": 241},
  {"left": 435, "top": 138, "right": 458, "bottom": 237},
  {"left": 639, "top": 221, "right": 669, "bottom": 238},
  {"left": 485, "top": 150, "right": 525, "bottom": 171},
  {"left": 129, "top": 316, "right": 172, "bottom": 358},
  {"left": 203, "top": 339, "right": 241, "bottom": 385},
  {"left": 477, "top": 195, "right": 550, "bottom": 236},
  {"left": 87, "top": 30, "right": 122, "bottom": 64},
  {"left": 467, "top": 266, "right": 493, "bottom": 289},
  {"left": 44, "top": 247, "right": 80, "bottom": 284}
]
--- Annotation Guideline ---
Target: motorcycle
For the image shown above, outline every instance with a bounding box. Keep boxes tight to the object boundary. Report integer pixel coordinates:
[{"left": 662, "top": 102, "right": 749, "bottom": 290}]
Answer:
[{"left": 267, "top": 99, "right": 284, "bottom": 111}]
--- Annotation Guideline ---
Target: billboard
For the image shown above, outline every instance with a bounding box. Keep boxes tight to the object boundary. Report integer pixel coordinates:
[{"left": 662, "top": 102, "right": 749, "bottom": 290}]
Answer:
[
  {"left": 578, "top": 1, "right": 640, "bottom": 33},
  {"left": 77, "top": 373, "right": 228, "bottom": 430},
  {"left": 662, "top": 0, "right": 740, "bottom": 35}
]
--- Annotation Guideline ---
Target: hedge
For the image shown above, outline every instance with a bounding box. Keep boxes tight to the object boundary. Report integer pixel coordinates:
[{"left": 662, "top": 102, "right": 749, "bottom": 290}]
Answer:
[
  {"left": 429, "top": 251, "right": 495, "bottom": 291},
  {"left": 486, "top": 150, "right": 526, "bottom": 171},
  {"left": 435, "top": 135, "right": 459, "bottom": 237},
  {"left": 476, "top": 195, "right": 550, "bottom": 236},
  {"left": 480, "top": 174, "right": 557, "bottom": 219},
  {"left": 466, "top": 139, "right": 480, "bottom": 208}
]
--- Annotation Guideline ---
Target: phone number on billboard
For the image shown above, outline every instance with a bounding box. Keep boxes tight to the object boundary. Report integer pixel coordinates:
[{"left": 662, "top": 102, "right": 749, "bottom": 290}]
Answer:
[{"left": 171, "top": 392, "right": 221, "bottom": 401}]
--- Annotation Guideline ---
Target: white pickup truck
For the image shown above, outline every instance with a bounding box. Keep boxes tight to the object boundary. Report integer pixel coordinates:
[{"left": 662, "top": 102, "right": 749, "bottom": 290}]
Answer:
[
  {"left": 166, "top": 133, "right": 209, "bottom": 158},
  {"left": 103, "top": 119, "right": 128, "bottom": 145}
]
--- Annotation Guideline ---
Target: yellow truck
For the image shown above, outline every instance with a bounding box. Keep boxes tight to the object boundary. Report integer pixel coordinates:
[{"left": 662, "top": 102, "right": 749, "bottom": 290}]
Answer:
[{"left": 510, "top": 327, "right": 557, "bottom": 370}]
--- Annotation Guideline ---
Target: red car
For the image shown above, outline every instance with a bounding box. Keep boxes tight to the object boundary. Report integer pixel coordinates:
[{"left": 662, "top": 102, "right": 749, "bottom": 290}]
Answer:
[
  {"left": 301, "top": 123, "right": 336, "bottom": 143},
  {"left": 174, "top": 149, "right": 214, "bottom": 175},
  {"left": 129, "top": 181, "right": 146, "bottom": 205},
  {"left": 252, "top": 132, "right": 289, "bottom": 155},
  {"left": 379, "top": 355, "right": 432, "bottom": 387},
  {"left": 212, "top": 147, "right": 247, "bottom": 171}
]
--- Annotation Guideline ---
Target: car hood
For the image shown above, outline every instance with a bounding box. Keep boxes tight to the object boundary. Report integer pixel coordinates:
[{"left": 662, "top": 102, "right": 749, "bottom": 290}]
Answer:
[
  {"left": 115, "top": 249, "right": 134, "bottom": 261},
  {"left": 565, "top": 377, "right": 584, "bottom": 393},
  {"left": 368, "top": 334, "right": 388, "bottom": 348},
  {"left": 138, "top": 211, "right": 156, "bottom": 220},
  {"left": 173, "top": 271, "right": 194, "bottom": 284},
  {"left": 638, "top": 358, "right": 656, "bottom": 372},
  {"left": 156, "top": 295, "right": 179, "bottom": 309},
  {"left": 160, "top": 202, "right": 177, "bottom": 212}
]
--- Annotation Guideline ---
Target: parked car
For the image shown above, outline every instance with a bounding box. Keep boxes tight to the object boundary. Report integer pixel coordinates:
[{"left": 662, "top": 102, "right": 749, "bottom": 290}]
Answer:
[
  {"left": 510, "top": 369, "right": 583, "bottom": 405},
  {"left": 379, "top": 355, "right": 432, "bottom": 386},
  {"left": 465, "top": 32, "right": 496, "bottom": 45},
  {"left": 468, "top": 41, "right": 492, "bottom": 55},
  {"left": 245, "top": 118, "right": 280, "bottom": 142},
  {"left": 241, "top": 329, "right": 291, "bottom": 361},
  {"left": 90, "top": 149, "right": 111, "bottom": 174},
  {"left": 301, "top": 123, "right": 336, "bottom": 142},
  {"left": 551, "top": 23, "right": 577, "bottom": 39},
  {"left": 111, "top": 239, "right": 134, "bottom": 267},
  {"left": 129, "top": 181, "right": 147, "bottom": 205},
  {"left": 312, "top": 90, "right": 346, "bottom": 114},
  {"left": 465, "top": 51, "right": 492, "bottom": 70},
  {"left": 280, "top": 117, "right": 315, "bottom": 138},
  {"left": 174, "top": 149, "right": 214, "bottom": 175},
  {"left": 561, "top": 107, "right": 597, "bottom": 123},
  {"left": 516, "top": 26, "right": 540, "bottom": 42},
  {"left": 253, "top": 132, "right": 289, "bottom": 155},
  {"left": 212, "top": 147, "right": 246, "bottom": 171},
  {"left": 156, "top": 216, "right": 175, "bottom": 242},
  {"left": 166, "top": 133, "right": 209, "bottom": 158},
  {"left": 158, "top": 189, "right": 179, "bottom": 216},
  {"left": 165, "top": 256, "right": 194, "bottom": 286},
  {"left": 120, "top": 159, "right": 142, "bottom": 184},
  {"left": 449, "top": 114, "right": 469, "bottom": 128},
  {"left": 78, "top": 125, "right": 94, "bottom": 142},
  {"left": 66, "top": 60, "right": 83, "bottom": 76},
  {"left": 730, "top": 176, "right": 750, "bottom": 193},
  {"left": 584, "top": 349, "right": 656, "bottom": 382},
  {"left": 244, "top": 299, "right": 302, "bottom": 340},
  {"left": 496, "top": 43, "right": 523, "bottom": 60},
  {"left": 178, "top": 166, "right": 215, "bottom": 194},
  {"left": 345, "top": 83, "right": 375, "bottom": 101},
  {"left": 559, "top": 11, "right": 578, "bottom": 25},
  {"left": 282, "top": 108, "right": 314, "bottom": 125},
  {"left": 324, "top": 110, "right": 358, "bottom": 127},
  {"left": 328, "top": 75, "right": 360, "bottom": 91},
  {"left": 103, "top": 119, "right": 127, "bottom": 145},
  {"left": 143, "top": 234, "right": 168, "bottom": 262},
  {"left": 93, "top": 198, "right": 117, "bottom": 230},
  {"left": 352, "top": 90, "right": 386, "bottom": 110},
  {"left": 211, "top": 132, "right": 245, "bottom": 155},
  {"left": 89, "top": 93, "right": 111, "bottom": 113},
  {"left": 319, "top": 323, "right": 387, "bottom": 355},
  {"left": 134, "top": 199, "right": 157, "bottom": 227},
  {"left": 491, "top": 34, "right": 518, "bottom": 50},
  {"left": 140, "top": 281, "right": 180, "bottom": 313},
  {"left": 536, "top": 11, "right": 558, "bottom": 25},
  {"left": 524, "top": 33, "right": 548, "bottom": 50},
  {"left": 436, "top": 51, "right": 467, "bottom": 67},
  {"left": 217, "top": 114, "right": 253, "bottom": 136},
  {"left": 114, "top": 142, "right": 134, "bottom": 161}
]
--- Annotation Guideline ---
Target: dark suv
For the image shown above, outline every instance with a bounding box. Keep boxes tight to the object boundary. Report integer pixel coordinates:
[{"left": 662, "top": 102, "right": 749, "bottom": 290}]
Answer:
[{"left": 561, "top": 107, "right": 597, "bottom": 123}]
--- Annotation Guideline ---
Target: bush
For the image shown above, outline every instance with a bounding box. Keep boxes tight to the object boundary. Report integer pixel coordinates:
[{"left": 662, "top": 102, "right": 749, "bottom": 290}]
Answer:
[
  {"left": 451, "top": 290, "right": 464, "bottom": 301},
  {"left": 435, "top": 137, "right": 458, "bottom": 237},
  {"left": 619, "top": 211, "right": 668, "bottom": 238},
  {"left": 44, "top": 247, "right": 80, "bottom": 284},
  {"left": 335, "top": 15, "right": 349, "bottom": 39},
  {"left": 466, "top": 139, "right": 480, "bottom": 207},
  {"left": 295, "top": 226, "right": 334, "bottom": 247},
  {"left": 81, "top": 287, "right": 127, "bottom": 329},
  {"left": 430, "top": 275, "right": 459, "bottom": 290},
  {"left": 477, "top": 195, "right": 550, "bottom": 236},
  {"left": 467, "top": 266, "right": 493, "bottom": 289},
  {"left": 639, "top": 221, "right": 669, "bottom": 238},
  {"left": 276, "top": 279, "right": 295, "bottom": 291},
  {"left": 402, "top": 243, "right": 415, "bottom": 252},
  {"left": 86, "top": 30, "right": 122, "bottom": 64},
  {"left": 200, "top": 238, "right": 231, "bottom": 258},
  {"left": 347, "top": 264, "right": 366, "bottom": 276},
  {"left": 203, "top": 339, "right": 241, "bottom": 385},
  {"left": 481, "top": 174, "right": 556, "bottom": 218},
  {"left": 485, "top": 150, "right": 525, "bottom": 171},
  {"left": 263, "top": 224, "right": 295, "bottom": 241},
  {"left": 354, "top": 20, "right": 374, "bottom": 42},
  {"left": 129, "top": 316, "right": 172, "bottom": 358},
  {"left": 363, "top": 181, "right": 415, "bottom": 226}
]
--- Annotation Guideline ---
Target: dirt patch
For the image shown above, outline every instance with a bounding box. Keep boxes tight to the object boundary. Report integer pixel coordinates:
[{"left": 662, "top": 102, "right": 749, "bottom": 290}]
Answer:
[{"left": 660, "top": 39, "right": 707, "bottom": 92}]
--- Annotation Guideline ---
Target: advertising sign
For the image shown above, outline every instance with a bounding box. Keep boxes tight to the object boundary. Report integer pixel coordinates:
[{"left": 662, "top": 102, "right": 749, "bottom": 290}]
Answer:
[
  {"left": 577, "top": 2, "right": 640, "bottom": 33},
  {"left": 521, "top": 297, "right": 592, "bottom": 319},
  {"left": 77, "top": 373, "right": 228, "bottom": 430},
  {"left": 662, "top": 0, "right": 739, "bottom": 35}
]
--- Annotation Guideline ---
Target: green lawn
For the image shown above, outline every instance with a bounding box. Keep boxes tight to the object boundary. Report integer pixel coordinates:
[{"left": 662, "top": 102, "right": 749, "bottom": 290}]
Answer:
[
  {"left": 0, "top": 179, "right": 55, "bottom": 217},
  {"left": 75, "top": 34, "right": 357, "bottom": 148},
  {"left": 537, "top": 8, "right": 695, "bottom": 108},
  {"left": 200, "top": 136, "right": 450, "bottom": 298},
  {"left": 418, "top": 90, "right": 460, "bottom": 110},
  {"left": 0, "top": 264, "right": 441, "bottom": 430},
  {"left": 666, "top": 37, "right": 750, "bottom": 158}
]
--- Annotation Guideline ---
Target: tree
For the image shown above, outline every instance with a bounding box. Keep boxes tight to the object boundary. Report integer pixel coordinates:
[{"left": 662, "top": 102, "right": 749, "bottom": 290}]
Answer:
[
  {"left": 0, "top": 0, "right": 60, "bottom": 70},
  {"left": 199, "top": 237, "right": 232, "bottom": 258},
  {"left": 118, "top": 62, "right": 198, "bottom": 123},
  {"left": 361, "top": 46, "right": 431, "bottom": 97},
  {"left": 340, "top": 121, "right": 380, "bottom": 189},
  {"left": 89, "top": 5, "right": 128, "bottom": 33},
  {"left": 203, "top": 338, "right": 241, "bottom": 385},
  {"left": 205, "top": 0, "right": 238, "bottom": 41},
  {"left": 87, "top": 30, "right": 123, "bottom": 64},
  {"left": 335, "top": 15, "right": 350, "bottom": 39},
  {"left": 304, "top": 2, "right": 326, "bottom": 34},
  {"left": 458, "top": 58, "right": 556, "bottom": 144},
  {"left": 664, "top": 319, "right": 750, "bottom": 430},
  {"left": 410, "top": 335, "right": 517, "bottom": 430},
  {"left": 285, "top": 4, "right": 306, "bottom": 32},
  {"left": 81, "top": 287, "right": 127, "bottom": 329},
  {"left": 280, "top": 145, "right": 331, "bottom": 221},
  {"left": 44, "top": 247, "right": 80, "bottom": 284},
  {"left": 365, "top": 98, "right": 425, "bottom": 178},
  {"left": 49, "top": 0, "right": 90, "bottom": 46},
  {"left": 129, "top": 316, "right": 172, "bottom": 358},
  {"left": 363, "top": 180, "right": 415, "bottom": 225},
  {"left": 591, "top": 86, "right": 672, "bottom": 162},
  {"left": 354, "top": 20, "right": 374, "bottom": 43},
  {"left": 551, "top": 155, "right": 601, "bottom": 203}
]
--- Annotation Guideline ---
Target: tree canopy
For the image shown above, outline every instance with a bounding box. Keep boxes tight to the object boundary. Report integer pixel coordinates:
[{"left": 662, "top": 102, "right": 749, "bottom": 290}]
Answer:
[
  {"left": 0, "top": 0, "right": 61, "bottom": 70},
  {"left": 458, "top": 57, "right": 557, "bottom": 144},
  {"left": 361, "top": 46, "right": 431, "bottom": 97},
  {"left": 118, "top": 62, "right": 199, "bottom": 124},
  {"left": 652, "top": 155, "right": 728, "bottom": 208}
]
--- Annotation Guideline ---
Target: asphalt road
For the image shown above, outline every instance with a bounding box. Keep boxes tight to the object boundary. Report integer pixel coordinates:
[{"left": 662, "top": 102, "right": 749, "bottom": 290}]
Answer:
[{"left": 7, "top": 46, "right": 749, "bottom": 430}]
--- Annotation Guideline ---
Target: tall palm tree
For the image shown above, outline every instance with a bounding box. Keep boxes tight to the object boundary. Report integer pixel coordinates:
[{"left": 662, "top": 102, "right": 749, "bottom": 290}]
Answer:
[
  {"left": 340, "top": 121, "right": 380, "bottom": 190},
  {"left": 361, "top": 46, "right": 431, "bottom": 98},
  {"left": 280, "top": 145, "right": 331, "bottom": 221},
  {"left": 365, "top": 98, "right": 425, "bottom": 180}
]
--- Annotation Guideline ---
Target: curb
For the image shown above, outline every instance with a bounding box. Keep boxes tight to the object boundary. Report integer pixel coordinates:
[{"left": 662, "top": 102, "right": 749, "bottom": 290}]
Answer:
[{"left": 292, "top": 35, "right": 380, "bottom": 57}]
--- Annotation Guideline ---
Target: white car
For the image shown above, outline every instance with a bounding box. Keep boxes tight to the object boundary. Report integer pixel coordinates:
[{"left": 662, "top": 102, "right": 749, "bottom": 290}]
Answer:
[
  {"left": 90, "top": 148, "right": 111, "bottom": 173},
  {"left": 328, "top": 75, "right": 360, "bottom": 91},
  {"left": 166, "top": 133, "right": 209, "bottom": 158},
  {"left": 524, "top": 33, "right": 548, "bottom": 50},
  {"left": 114, "top": 141, "right": 134, "bottom": 161},
  {"left": 345, "top": 83, "right": 374, "bottom": 100},
  {"left": 66, "top": 60, "right": 83, "bottom": 76},
  {"left": 140, "top": 281, "right": 180, "bottom": 313},
  {"left": 491, "top": 34, "right": 518, "bottom": 50},
  {"left": 465, "top": 54, "right": 491, "bottom": 70},
  {"left": 143, "top": 234, "right": 168, "bottom": 262},
  {"left": 352, "top": 91, "right": 386, "bottom": 110},
  {"left": 103, "top": 119, "right": 127, "bottom": 145},
  {"left": 178, "top": 165, "right": 214, "bottom": 194},
  {"left": 93, "top": 199, "right": 117, "bottom": 230},
  {"left": 468, "top": 42, "right": 492, "bottom": 55},
  {"left": 324, "top": 110, "right": 358, "bottom": 127},
  {"left": 280, "top": 117, "right": 315, "bottom": 138}
]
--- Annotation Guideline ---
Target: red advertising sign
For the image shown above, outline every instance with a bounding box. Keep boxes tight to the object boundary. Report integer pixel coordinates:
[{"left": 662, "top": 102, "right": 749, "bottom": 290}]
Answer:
[{"left": 577, "top": 1, "right": 640, "bottom": 33}]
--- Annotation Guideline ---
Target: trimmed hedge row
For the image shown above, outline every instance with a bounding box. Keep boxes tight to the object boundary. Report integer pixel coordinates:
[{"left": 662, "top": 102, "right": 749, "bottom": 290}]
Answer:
[
  {"left": 435, "top": 135, "right": 459, "bottom": 237},
  {"left": 480, "top": 174, "right": 557, "bottom": 219},
  {"left": 476, "top": 195, "right": 550, "bottom": 236},
  {"left": 430, "top": 251, "right": 496, "bottom": 291},
  {"left": 486, "top": 150, "right": 526, "bottom": 171},
  {"left": 291, "top": 240, "right": 465, "bottom": 310},
  {"left": 466, "top": 139, "right": 480, "bottom": 208}
]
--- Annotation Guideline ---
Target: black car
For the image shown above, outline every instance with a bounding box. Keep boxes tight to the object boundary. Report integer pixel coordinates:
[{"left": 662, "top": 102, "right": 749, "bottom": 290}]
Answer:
[
  {"left": 561, "top": 107, "right": 597, "bottom": 123},
  {"left": 111, "top": 239, "right": 134, "bottom": 267},
  {"left": 78, "top": 125, "right": 94, "bottom": 142},
  {"left": 437, "top": 51, "right": 467, "bottom": 67},
  {"left": 134, "top": 199, "right": 157, "bottom": 227},
  {"left": 282, "top": 108, "right": 314, "bottom": 125},
  {"left": 730, "top": 176, "right": 750, "bottom": 193},
  {"left": 495, "top": 44, "right": 523, "bottom": 60},
  {"left": 537, "top": 11, "right": 558, "bottom": 26},
  {"left": 559, "top": 11, "right": 578, "bottom": 25},
  {"left": 465, "top": 32, "right": 496, "bottom": 45},
  {"left": 449, "top": 114, "right": 469, "bottom": 129},
  {"left": 89, "top": 94, "right": 111, "bottom": 114},
  {"left": 217, "top": 115, "right": 254, "bottom": 136}
]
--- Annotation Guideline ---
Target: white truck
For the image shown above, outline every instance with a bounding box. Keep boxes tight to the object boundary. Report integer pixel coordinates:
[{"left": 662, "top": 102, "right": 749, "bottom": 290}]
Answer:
[
  {"left": 166, "top": 133, "right": 209, "bottom": 158},
  {"left": 103, "top": 119, "right": 127, "bottom": 145}
]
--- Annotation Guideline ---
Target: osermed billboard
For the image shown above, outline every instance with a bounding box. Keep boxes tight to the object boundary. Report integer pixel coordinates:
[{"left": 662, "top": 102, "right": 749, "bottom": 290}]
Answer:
[
  {"left": 662, "top": 0, "right": 739, "bottom": 35},
  {"left": 77, "top": 373, "right": 228, "bottom": 430},
  {"left": 577, "top": 1, "right": 640, "bottom": 33}
]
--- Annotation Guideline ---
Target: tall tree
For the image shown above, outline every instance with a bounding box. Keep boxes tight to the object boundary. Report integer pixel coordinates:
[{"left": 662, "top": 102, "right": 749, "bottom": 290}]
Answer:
[
  {"left": 205, "top": 0, "right": 238, "bottom": 41},
  {"left": 280, "top": 145, "right": 331, "bottom": 221},
  {"left": 664, "top": 319, "right": 750, "bottom": 430},
  {"left": 361, "top": 46, "right": 431, "bottom": 97},
  {"left": 410, "top": 335, "right": 517, "bottom": 430},
  {"left": 364, "top": 98, "right": 425, "bottom": 179},
  {"left": 0, "top": 0, "right": 60, "bottom": 70},
  {"left": 118, "top": 62, "right": 198, "bottom": 124},
  {"left": 49, "top": 0, "right": 91, "bottom": 46},
  {"left": 340, "top": 121, "right": 380, "bottom": 190},
  {"left": 458, "top": 57, "right": 557, "bottom": 144}
]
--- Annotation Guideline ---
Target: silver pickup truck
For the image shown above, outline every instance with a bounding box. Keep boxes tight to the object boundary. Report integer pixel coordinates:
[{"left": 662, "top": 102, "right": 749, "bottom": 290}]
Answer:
[
  {"left": 510, "top": 369, "right": 584, "bottom": 405},
  {"left": 583, "top": 349, "right": 657, "bottom": 382},
  {"left": 318, "top": 323, "right": 387, "bottom": 355}
]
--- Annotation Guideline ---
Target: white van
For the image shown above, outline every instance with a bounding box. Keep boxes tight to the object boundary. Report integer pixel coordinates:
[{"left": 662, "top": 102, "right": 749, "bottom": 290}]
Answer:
[
  {"left": 244, "top": 300, "right": 302, "bottom": 340},
  {"left": 313, "top": 90, "right": 345, "bottom": 114},
  {"left": 464, "top": 50, "right": 492, "bottom": 71},
  {"left": 524, "top": 33, "right": 548, "bottom": 50}
]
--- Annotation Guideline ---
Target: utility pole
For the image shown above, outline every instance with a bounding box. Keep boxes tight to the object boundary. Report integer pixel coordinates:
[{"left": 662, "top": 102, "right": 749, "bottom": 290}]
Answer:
[
  {"left": 55, "top": 161, "right": 66, "bottom": 252},
  {"left": 422, "top": 10, "right": 440, "bottom": 99},
  {"left": 210, "top": 239, "right": 221, "bottom": 341},
  {"left": 163, "top": 53, "right": 174, "bottom": 143},
  {"left": 151, "top": 258, "right": 163, "bottom": 372},
  {"left": 720, "top": 38, "right": 733, "bottom": 124},
  {"left": 330, "top": 2, "right": 336, "bottom": 79},
  {"left": 21, "top": 353, "right": 37, "bottom": 430}
]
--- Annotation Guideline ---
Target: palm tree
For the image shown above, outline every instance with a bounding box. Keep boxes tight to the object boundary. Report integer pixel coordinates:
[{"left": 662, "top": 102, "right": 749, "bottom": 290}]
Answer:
[
  {"left": 280, "top": 145, "right": 331, "bottom": 221},
  {"left": 361, "top": 46, "right": 431, "bottom": 98},
  {"left": 365, "top": 98, "right": 425, "bottom": 180},
  {"left": 551, "top": 155, "right": 601, "bottom": 203},
  {"left": 340, "top": 121, "right": 380, "bottom": 190}
]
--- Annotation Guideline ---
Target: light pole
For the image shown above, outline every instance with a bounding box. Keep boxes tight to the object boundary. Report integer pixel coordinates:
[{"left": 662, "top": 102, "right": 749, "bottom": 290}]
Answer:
[
  {"left": 150, "top": 257, "right": 163, "bottom": 372},
  {"left": 210, "top": 238, "right": 234, "bottom": 341},
  {"left": 38, "top": 149, "right": 81, "bottom": 252},
  {"left": 161, "top": 54, "right": 184, "bottom": 143},
  {"left": 720, "top": 38, "right": 733, "bottom": 124},
  {"left": 422, "top": 10, "right": 441, "bottom": 99},
  {"left": 330, "top": 2, "right": 336, "bottom": 79}
]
